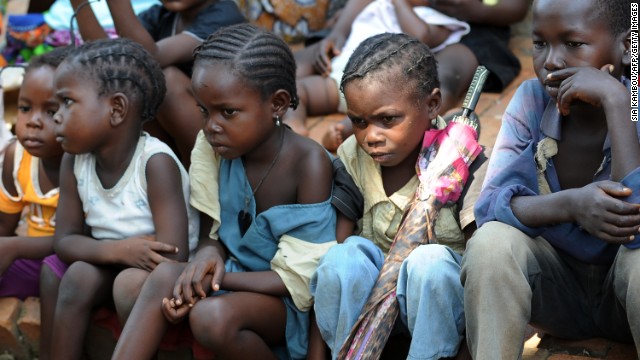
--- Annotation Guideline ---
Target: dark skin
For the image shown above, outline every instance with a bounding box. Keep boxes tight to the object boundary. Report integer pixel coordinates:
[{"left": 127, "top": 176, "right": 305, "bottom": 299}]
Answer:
[
  {"left": 286, "top": 0, "right": 452, "bottom": 136},
  {"left": 310, "top": 67, "right": 473, "bottom": 360},
  {"left": 111, "top": 62, "right": 334, "bottom": 359},
  {"left": 70, "top": 0, "right": 215, "bottom": 166},
  {"left": 315, "top": 0, "right": 530, "bottom": 152},
  {"left": 3, "top": 65, "right": 63, "bottom": 360},
  {"left": 510, "top": 0, "right": 639, "bottom": 244},
  {"left": 0, "top": 65, "right": 63, "bottom": 272},
  {"left": 42, "top": 60, "right": 190, "bottom": 360}
]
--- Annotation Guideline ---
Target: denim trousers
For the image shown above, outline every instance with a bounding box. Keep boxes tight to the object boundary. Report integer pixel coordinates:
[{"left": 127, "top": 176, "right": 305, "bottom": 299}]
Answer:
[{"left": 311, "top": 236, "right": 465, "bottom": 360}]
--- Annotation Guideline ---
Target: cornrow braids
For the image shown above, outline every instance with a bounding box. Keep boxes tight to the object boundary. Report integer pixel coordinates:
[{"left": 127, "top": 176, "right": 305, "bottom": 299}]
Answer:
[
  {"left": 26, "top": 46, "right": 73, "bottom": 73},
  {"left": 193, "top": 23, "right": 299, "bottom": 109},
  {"left": 65, "top": 38, "right": 166, "bottom": 122},
  {"left": 340, "top": 33, "right": 439, "bottom": 100}
]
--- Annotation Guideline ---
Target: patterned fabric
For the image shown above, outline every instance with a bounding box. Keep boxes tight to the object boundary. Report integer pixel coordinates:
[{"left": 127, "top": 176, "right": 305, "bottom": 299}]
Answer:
[
  {"left": 474, "top": 78, "right": 640, "bottom": 264},
  {"left": 235, "top": 0, "right": 333, "bottom": 43},
  {"left": 0, "top": 141, "right": 59, "bottom": 237},
  {"left": 338, "top": 118, "right": 482, "bottom": 359}
]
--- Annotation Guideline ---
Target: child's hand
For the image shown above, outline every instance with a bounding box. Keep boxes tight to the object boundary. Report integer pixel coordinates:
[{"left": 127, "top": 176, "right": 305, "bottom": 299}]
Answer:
[
  {"left": 313, "top": 36, "right": 344, "bottom": 76},
  {"left": 161, "top": 297, "right": 192, "bottom": 324},
  {"left": 118, "top": 235, "right": 179, "bottom": 271},
  {"left": 170, "top": 254, "right": 226, "bottom": 308},
  {"left": 570, "top": 181, "right": 640, "bottom": 244},
  {"left": 547, "top": 64, "right": 627, "bottom": 116}
]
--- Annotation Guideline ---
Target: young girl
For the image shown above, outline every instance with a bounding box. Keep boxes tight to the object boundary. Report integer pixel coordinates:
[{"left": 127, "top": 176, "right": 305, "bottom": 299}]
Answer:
[
  {"left": 70, "top": 0, "right": 246, "bottom": 165},
  {"left": 39, "top": 38, "right": 199, "bottom": 360},
  {"left": 110, "top": 23, "right": 337, "bottom": 359},
  {"left": 311, "top": 33, "right": 487, "bottom": 359},
  {"left": 0, "top": 46, "right": 70, "bottom": 300}
]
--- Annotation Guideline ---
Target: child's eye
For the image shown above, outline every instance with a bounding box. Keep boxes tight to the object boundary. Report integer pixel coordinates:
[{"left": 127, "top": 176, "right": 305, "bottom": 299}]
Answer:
[
  {"left": 566, "top": 41, "right": 584, "bottom": 48},
  {"left": 382, "top": 116, "right": 397, "bottom": 125},
  {"left": 532, "top": 40, "right": 546, "bottom": 49},
  {"left": 17, "top": 105, "right": 31, "bottom": 113},
  {"left": 62, "top": 98, "right": 74, "bottom": 106},
  {"left": 46, "top": 109, "right": 58, "bottom": 118},
  {"left": 222, "top": 109, "right": 237, "bottom": 118},
  {"left": 349, "top": 116, "right": 367, "bottom": 129},
  {"left": 197, "top": 105, "right": 208, "bottom": 116}
]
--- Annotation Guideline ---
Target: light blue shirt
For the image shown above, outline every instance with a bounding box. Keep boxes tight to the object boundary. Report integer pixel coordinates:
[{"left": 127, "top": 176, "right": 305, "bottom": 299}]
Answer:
[{"left": 43, "top": 0, "right": 160, "bottom": 29}]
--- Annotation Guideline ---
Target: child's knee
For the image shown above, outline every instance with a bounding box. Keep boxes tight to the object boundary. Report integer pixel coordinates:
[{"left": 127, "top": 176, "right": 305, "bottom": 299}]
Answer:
[
  {"left": 402, "top": 245, "right": 461, "bottom": 286},
  {"left": 190, "top": 298, "right": 232, "bottom": 345}
]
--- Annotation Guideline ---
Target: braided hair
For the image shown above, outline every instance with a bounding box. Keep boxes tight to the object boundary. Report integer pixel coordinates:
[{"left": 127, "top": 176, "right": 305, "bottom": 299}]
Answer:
[
  {"left": 193, "top": 23, "right": 299, "bottom": 110},
  {"left": 64, "top": 38, "right": 166, "bottom": 122},
  {"left": 341, "top": 33, "right": 439, "bottom": 101}
]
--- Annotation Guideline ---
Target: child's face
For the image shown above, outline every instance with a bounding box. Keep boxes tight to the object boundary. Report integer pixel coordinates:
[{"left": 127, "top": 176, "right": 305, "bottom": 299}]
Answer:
[
  {"left": 15, "top": 66, "right": 64, "bottom": 160},
  {"left": 343, "top": 74, "right": 439, "bottom": 168},
  {"left": 191, "top": 62, "right": 276, "bottom": 159},
  {"left": 52, "top": 62, "right": 113, "bottom": 154},
  {"left": 532, "top": 0, "right": 627, "bottom": 98}
]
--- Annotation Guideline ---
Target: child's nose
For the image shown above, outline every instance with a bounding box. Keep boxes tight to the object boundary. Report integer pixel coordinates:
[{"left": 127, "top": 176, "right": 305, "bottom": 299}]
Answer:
[
  {"left": 26, "top": 114, "right": 43, "bottom": 128},
  {"left": 52, "top": 111, "right": 63, "bottom": 124},
  {"left": 543, "top": 48, "right": 565, "bottom": 71}
]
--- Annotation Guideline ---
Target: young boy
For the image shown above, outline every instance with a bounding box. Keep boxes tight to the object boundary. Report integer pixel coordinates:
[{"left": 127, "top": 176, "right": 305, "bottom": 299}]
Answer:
[
  {"left": 70, "top": 0, "right": 245, "bottom": 165},
  {"left": 461, "top": 0, "right": 638, "bottom": 358}
]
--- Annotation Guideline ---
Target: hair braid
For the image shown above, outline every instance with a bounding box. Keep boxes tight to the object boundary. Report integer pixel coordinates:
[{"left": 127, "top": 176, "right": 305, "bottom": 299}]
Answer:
[
  {"left": 65, "top": 38, "right": 166, "bottom": 122},
  {"left": 193, "top": 23, "right": 299, "bottom": 109},
  {"left": 340, "top": 33, "right": 439, "bottom": 99}
]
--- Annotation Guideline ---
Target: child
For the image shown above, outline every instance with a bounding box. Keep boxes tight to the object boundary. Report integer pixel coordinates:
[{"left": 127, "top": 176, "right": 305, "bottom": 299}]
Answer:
[
  {"left": 110, "top": 23, "right": 337, "bottom": 359},
  {"left": 0, "top": 46, "right": 70, "bottom": 300},
  {"left": 461, "top": 0, "right": 639, "bottom": 358},
  {"left": 38, "top": 38, "right": 199, "bottom": 360},
  {"left": 70, "top": 0, "right": 246, "bottom": 165},
  {"left": 284, "top": 0, "right": 469, "bottom": 136},
  {"left": 308, "top": 0, "right": 529, "bottom": 152},
  {"left": 311, "top": 32, "right": 487, "bottom": 359}
]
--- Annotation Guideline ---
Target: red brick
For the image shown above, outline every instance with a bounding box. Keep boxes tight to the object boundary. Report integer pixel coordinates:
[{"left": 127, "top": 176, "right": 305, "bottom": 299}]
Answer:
[
  {"left": 548, "top": 355, "right": 605, "bottom": 360},
  {"left": 0, "top": 297, "right": 26, "bottom": 359},
  {"left": 16, "top": 297, "right": 40, "bottom": 354}
]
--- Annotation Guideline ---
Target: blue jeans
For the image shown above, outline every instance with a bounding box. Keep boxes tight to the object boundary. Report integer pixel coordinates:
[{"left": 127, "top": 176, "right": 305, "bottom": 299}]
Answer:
[{"left": 311, "top": 236, "right": 465, "bottom": 360}]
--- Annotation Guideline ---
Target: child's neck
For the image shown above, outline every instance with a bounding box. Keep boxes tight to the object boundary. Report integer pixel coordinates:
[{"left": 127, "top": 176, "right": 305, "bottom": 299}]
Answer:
[
  {"left": 177, "top": 0, "right": 215, "bottom": 28},
  {"left": 381, "top": 145, "right": 421, "bottom": 197},
  {"left": 40, "top": 156, "right": 63, "bottom": 190},
  {"left": 94, "top": 131, "right": 142, "bottom": 189}
]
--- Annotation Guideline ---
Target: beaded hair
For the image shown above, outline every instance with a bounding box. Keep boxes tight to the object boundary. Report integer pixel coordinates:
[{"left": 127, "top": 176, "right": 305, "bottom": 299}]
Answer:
[
  {"left": 193, "top": 23, "right": 299, "bottom": 110},
  {"left": 340, "top": 32, "right": 439, "bottom": 100},
  {"left": 64, "top": 38, "right": 166, "bottom": 122}
]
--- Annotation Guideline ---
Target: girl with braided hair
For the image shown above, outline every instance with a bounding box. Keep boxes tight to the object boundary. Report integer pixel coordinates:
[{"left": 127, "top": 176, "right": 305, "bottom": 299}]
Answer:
[
  {"left": 38, "top": 37, "right": 199, "bottom": 360},
  {"left": 310, "top": 32, "right": 488, "bottom": 360},
  {"left": 111, "top": 23, "right": 337, "bottom": 359}
]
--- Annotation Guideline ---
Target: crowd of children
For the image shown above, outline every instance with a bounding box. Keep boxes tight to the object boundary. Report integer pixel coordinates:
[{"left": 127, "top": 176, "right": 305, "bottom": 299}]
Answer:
[{"left": 0, "top": 0, "right": 636, "bottom": 359}]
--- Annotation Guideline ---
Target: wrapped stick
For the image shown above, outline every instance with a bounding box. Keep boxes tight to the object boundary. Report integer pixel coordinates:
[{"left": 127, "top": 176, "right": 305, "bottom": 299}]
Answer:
[{"left": 337, "top": 66, "right": 489, "bottom": 360}]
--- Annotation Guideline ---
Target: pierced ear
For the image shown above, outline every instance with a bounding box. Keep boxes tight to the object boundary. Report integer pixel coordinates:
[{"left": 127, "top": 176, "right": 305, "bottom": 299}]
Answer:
[
  {"left": 270, "top": 89, "right": 292, "bottom": 119},
  {"left": 426, "top": 87, "right": 442, "bottom": 120},
  {"left": 109, "top": 93, "right": 128, "bottom": 127}
]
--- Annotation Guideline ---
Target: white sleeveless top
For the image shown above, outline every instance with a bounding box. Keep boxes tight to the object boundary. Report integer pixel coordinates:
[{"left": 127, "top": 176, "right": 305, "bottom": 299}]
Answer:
[{"left": 73, "top": 132, "right": 199, "bottom": 254}]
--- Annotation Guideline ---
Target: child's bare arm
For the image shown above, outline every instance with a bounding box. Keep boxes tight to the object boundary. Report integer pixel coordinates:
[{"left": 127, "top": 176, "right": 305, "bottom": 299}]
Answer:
[
  {"left": 0, "top": 141, "right": 22, "bottom": 236},
  {"left": 549, "top": 65, "right": 640, "bottom": 180},
  {"left": 146, "top": 153, "right": 190, "bottom": 262},
  {"left": 393, "top": 0, "right": 453, "bottom": 48},
  {"left": 69, "top": 0, "right": 110, "bottom": 41},
  {"left": 432, "top": 0, "right": 529, "bottom": 27},
  {"left": 53, "top": 154, "right": 178, "bottom": 267},
  {"left": 336, "top": 212, "right": 356, "bottom": 243}
]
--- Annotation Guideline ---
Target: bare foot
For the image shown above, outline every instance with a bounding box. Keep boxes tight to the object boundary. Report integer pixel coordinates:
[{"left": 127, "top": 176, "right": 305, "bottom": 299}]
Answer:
[
  {"left": 284, "top": 117, "right": 309, "bottom": 137},
  {"left": 321, "top": 123, "right": 345, "bottom": 152}
]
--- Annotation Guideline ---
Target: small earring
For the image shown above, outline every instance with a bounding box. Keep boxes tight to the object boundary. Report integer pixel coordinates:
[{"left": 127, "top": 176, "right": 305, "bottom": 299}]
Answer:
[{"left": 274, "top": 115, "right": 282, "bottom": 126}]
